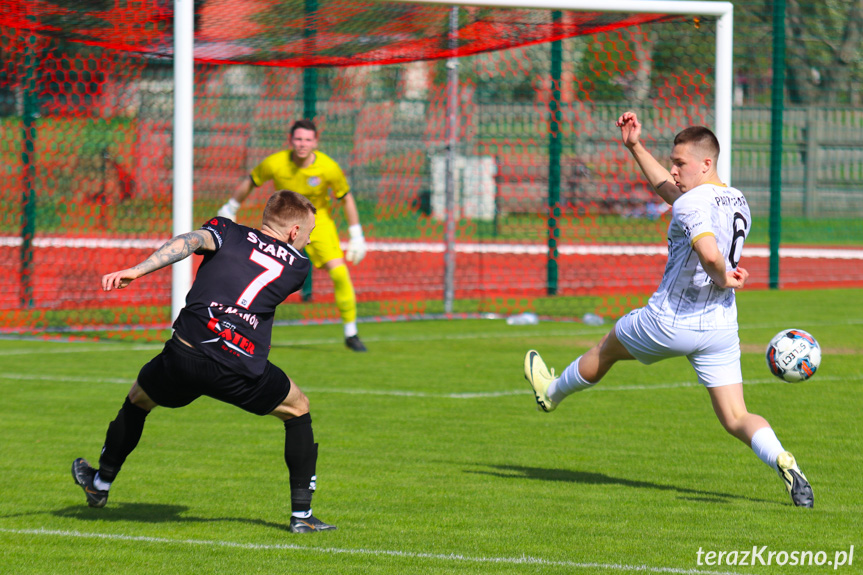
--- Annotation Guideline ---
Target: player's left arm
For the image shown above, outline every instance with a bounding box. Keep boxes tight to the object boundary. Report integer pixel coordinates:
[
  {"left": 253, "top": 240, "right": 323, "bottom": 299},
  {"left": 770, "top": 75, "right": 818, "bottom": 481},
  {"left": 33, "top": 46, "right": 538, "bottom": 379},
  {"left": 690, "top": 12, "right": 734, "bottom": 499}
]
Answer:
[
  {"left": 692, "top": 234, "right": 748, "bottom": 289},
  {"left": 102, "top": 229, "right": 216, "bottom": 291},
  {"left": 341, "top": 191, "right": 361, "bottom": 228}
]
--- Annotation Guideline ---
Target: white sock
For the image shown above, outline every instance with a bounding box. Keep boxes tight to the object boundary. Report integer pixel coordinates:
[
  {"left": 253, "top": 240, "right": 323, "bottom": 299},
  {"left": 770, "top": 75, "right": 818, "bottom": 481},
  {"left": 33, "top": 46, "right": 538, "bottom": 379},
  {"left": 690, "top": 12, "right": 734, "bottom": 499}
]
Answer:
[
  {"left": 292, "top": 509, "right": 313, "bottom": 519},
  {"left": 750, "top": 427, "right": 784, "bottom": 471},
  {"left": 344, "top": 322, "right": 358, "bottom": 338},
  {"left": 93, "top": 472, "right": 111, "bottom": 491},
  {"left": 548, "top": 356, "right": 597, "bottom": 403}
]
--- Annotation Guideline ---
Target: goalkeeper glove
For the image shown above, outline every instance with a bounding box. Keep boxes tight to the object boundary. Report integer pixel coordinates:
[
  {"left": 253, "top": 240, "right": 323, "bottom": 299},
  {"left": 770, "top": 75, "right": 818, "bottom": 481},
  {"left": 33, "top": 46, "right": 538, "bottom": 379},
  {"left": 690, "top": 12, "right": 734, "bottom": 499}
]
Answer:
[
  {"left": 217, "top": 198, "right": 241, "bottom": 221},
  {"left": 346, "top": 224, "right": 366, "bottom": 265}
]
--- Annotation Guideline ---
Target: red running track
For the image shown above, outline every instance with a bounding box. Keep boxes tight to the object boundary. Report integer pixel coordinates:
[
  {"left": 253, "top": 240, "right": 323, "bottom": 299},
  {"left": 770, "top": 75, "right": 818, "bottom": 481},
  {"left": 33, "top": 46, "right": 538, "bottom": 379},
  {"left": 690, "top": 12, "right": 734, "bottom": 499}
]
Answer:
[{"left": 1, "top": 239, "right": 861, "bottom": 326}]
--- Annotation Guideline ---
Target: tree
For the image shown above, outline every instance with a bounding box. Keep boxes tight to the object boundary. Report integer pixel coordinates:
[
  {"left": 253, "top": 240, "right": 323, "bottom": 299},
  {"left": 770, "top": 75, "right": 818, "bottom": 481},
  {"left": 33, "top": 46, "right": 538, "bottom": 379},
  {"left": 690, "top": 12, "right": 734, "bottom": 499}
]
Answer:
[
  {"left": 737, "top": 0, "right": 863, "bottom": 105},
  {"left": 786, "top": 0, "right": 863, "bottom": 104}
]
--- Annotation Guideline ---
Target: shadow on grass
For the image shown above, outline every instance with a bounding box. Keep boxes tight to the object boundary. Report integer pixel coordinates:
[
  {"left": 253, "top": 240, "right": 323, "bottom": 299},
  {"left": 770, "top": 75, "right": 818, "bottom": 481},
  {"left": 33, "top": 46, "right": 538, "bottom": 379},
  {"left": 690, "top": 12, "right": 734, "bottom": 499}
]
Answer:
[
  {"left": 470, "top": 464, "right": 779, "bottom": 505},
  {"left": 51, "top": 503, "right": 292, "bottom": 532}
]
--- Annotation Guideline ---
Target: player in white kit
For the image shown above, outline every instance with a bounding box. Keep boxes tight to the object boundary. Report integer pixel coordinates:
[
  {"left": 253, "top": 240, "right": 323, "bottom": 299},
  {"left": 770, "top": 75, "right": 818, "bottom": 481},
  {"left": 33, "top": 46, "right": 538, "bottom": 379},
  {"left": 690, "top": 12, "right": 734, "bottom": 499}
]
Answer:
[{"left": 524, "top": 111, "right": 813, "bottom": 507}]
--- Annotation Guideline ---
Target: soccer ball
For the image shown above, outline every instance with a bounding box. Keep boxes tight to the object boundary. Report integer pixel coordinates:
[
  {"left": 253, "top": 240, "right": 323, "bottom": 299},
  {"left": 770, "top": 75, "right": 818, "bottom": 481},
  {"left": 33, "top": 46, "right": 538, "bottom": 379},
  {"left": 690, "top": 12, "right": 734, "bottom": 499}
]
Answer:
[{"left": 765, "top": 329, "right": 821, "bottom": 383}]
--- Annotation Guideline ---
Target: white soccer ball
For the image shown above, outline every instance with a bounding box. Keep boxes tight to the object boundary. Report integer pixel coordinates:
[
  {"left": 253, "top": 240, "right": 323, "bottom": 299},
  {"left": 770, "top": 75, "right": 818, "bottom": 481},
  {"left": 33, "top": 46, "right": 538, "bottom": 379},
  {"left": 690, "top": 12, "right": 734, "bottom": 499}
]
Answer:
[{"left": 765, "top": 329, "right": 822, "bottom": 383}]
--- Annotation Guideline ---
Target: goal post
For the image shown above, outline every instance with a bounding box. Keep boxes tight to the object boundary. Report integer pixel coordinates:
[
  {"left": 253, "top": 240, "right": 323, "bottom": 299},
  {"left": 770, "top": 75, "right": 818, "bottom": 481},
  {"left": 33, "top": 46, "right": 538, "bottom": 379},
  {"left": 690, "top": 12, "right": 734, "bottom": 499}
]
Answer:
[
  {"left": 172, "top": 0, "right": 195, "bottom": 322},
  {"left": 169, "top": 0, "right": 734, "bottom": 321}
]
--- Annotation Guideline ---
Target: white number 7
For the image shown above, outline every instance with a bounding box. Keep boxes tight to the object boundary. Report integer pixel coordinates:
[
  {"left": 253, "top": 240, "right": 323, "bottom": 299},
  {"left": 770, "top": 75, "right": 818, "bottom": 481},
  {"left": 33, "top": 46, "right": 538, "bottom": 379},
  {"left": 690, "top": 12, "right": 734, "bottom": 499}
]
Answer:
[{"left": 237, "top": 250, "right": 284, "bottom": 308}]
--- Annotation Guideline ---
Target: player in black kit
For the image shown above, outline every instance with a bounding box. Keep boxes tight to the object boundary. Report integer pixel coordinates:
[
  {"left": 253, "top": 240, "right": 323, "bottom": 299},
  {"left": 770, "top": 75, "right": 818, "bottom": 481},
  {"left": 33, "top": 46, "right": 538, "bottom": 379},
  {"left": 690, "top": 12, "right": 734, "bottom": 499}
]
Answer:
[{"left": 72, "top": 190, "right": 335, "bottom": 533}]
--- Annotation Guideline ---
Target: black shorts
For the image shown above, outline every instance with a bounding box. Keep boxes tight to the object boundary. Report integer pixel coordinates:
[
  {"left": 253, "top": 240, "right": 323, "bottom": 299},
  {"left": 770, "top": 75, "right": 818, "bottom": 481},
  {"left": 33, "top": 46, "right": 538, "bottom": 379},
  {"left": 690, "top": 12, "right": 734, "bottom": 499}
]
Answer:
[{"left": 137, "top": 336, "right": 291, "bottom": 416}]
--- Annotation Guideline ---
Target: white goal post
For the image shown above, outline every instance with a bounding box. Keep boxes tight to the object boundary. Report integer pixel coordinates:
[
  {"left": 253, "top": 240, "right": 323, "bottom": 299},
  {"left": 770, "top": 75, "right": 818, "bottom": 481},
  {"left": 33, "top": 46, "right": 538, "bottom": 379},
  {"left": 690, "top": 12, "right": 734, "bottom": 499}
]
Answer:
[
  {"left": 171, "top": 0, "right": 733, "bottom": 320},
  {"left": 173, "top": 0, "right": 195, "bottom": 322}
]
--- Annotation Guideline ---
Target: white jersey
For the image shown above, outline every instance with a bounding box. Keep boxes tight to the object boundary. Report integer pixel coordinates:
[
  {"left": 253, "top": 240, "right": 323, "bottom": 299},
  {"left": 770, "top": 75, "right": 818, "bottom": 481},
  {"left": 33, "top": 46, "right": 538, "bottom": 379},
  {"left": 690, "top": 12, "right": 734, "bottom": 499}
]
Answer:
[{"left": 646, "top": 183, "right": 751, "bottom": 330}]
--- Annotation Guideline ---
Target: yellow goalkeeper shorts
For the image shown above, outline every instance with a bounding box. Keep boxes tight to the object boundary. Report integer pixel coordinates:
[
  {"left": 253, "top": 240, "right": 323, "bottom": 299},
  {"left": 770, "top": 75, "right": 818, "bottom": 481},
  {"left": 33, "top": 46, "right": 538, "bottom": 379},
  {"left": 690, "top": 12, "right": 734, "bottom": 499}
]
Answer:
[{"left": 305, "top": 215, "right": 345, "bottom": 269}]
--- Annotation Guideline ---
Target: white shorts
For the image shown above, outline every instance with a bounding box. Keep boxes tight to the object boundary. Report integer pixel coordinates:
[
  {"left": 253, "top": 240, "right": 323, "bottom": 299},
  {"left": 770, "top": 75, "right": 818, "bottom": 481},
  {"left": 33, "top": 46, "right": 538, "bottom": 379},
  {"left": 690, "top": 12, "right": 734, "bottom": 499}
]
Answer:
[{"left": 614, "top": 308, "right": 742, "bottom": 388}]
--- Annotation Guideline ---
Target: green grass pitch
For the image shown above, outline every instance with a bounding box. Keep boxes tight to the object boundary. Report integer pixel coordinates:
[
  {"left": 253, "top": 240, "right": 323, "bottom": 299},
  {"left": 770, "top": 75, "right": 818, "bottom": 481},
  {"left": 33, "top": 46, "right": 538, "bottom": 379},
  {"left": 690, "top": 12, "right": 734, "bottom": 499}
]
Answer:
[{"left": 1, "top": 288, "right": 861, "bottom": 574}]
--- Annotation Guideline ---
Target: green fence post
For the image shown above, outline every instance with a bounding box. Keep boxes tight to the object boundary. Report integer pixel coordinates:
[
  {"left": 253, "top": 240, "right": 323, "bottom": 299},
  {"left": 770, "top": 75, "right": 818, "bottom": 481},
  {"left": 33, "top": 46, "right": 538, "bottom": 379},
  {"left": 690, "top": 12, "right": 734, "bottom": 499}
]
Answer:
[
  {"left": 301, "top": 0, "right": 318, "bottom": 302},
  {"left": 547, "top": 11, "right": 562, "bottom": 296},
  {"left": 20, "top": 28, "right": 38, "bottom": 309},
  {"left": 768, "top": 0, "right": 786, "bottom": 289}
]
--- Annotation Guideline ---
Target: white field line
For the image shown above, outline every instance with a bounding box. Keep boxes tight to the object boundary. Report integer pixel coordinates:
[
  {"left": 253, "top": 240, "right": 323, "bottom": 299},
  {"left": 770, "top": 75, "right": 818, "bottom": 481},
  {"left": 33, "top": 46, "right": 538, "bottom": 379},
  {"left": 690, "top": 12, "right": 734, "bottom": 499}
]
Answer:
[
  {"left": 1, "top": 236, "right": 862, "bottom": 259},
  {"left": 301, "top": 375, "right": 857, "bottom": 397},
  {"left": 0, "top": 323, "right": 859, "bottom": 394},
  {"left": 0, "top": 528, "right": 752, "bottom": 575},
  {"left": 273, "top": 327, "right": 609, "bottom": 346},
  {"left": 0, "top": 345, "right": 160, "bottom": 357},
  {"left": 1, "top": 316, "right": 861, "bottom": 353},
  {"left": 0, "top": 328, "right": 607, "bottom": 356},
  {"left": 0, "top": 370, "right": 856, "bottom": 397}
]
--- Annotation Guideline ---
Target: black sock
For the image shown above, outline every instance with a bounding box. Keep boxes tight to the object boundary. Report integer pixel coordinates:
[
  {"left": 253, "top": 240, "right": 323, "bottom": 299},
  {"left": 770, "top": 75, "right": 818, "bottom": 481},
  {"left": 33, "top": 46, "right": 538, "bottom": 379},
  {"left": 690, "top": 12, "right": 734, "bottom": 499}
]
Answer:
[
  {"left": 98, "top": 396, "right": 150, "bottom": 483},
  {"left": 284, "top": 413, "right": 317, "bottom": 513}
]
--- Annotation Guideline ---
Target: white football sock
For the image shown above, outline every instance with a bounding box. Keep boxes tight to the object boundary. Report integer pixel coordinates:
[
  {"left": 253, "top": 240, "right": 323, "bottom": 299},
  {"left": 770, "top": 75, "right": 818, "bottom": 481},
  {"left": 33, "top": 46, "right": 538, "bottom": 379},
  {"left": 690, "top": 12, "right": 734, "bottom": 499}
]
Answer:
[
  {"left": 292, "top": 509, "right": 313, "bottom": 519},
  {"left": 344, "top": 321, "right": 358, "bottom": 338},
  {"left": 750, "top": 427, "right": 784, "bottom": 471},
  {"left": 93, "top": 472, "right": 111, "bottom": 491},
  {"left": 548, "top": 356, "right": 597, "bottom": 403}
]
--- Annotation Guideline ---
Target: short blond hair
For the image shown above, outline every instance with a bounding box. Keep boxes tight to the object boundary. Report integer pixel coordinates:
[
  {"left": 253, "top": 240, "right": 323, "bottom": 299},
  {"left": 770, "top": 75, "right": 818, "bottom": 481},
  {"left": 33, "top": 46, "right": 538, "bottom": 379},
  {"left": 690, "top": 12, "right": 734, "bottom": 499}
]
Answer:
[{"left": 262, "top": 190, "right": 316, "bottom": 231}]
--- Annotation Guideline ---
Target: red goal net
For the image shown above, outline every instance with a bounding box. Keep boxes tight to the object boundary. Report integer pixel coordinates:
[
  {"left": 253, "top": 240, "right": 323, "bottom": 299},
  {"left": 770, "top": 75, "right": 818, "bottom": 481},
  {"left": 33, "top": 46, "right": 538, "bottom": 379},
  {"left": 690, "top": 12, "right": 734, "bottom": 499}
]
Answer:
[{"left": 1, "top": 0, "right": 740, "bottom": 338}]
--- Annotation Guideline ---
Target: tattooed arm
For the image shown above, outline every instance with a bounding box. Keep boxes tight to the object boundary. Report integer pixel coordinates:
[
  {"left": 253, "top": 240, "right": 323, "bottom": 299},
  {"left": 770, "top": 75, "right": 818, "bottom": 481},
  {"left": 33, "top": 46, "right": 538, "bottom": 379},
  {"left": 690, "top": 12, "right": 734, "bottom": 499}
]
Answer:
[{"left": 102, "top": 230, "right": 216, "bottom": 291}]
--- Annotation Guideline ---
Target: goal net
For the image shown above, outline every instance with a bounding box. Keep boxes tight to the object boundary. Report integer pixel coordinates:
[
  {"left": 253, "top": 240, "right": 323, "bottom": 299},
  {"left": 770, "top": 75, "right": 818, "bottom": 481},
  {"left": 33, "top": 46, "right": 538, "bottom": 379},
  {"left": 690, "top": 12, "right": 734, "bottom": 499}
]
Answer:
[{"left": 0, "top": 0, "right": 729, "bottom": 338}]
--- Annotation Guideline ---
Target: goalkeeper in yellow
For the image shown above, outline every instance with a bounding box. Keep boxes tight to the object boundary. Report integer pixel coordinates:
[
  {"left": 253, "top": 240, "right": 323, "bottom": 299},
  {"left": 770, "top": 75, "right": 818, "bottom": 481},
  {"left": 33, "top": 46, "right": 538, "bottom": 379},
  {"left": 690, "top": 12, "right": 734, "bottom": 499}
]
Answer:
[{"left": 218, "top": 119, "right": 368, "bottom": 352}]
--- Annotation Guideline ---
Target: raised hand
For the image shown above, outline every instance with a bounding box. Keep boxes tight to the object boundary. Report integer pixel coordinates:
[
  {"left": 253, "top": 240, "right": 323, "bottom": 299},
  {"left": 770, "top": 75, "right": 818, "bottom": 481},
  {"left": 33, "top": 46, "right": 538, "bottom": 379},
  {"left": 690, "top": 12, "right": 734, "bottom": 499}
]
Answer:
[{"left": 616, "top": 111, "right": 642, "bottom": 149}]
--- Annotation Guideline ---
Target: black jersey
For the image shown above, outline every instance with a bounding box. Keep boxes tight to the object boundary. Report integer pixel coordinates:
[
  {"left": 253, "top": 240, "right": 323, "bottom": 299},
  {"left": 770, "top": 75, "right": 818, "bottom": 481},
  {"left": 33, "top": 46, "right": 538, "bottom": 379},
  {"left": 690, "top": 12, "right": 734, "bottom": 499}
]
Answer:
[{"left": 173, "top": 216, "right": 310, "bottom": 378}]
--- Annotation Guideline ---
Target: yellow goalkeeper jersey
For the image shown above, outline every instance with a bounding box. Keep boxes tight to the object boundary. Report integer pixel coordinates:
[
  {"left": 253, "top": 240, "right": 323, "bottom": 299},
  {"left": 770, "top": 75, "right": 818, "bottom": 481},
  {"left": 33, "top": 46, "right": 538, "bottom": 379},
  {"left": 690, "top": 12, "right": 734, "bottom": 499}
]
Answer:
[{"left": 249, "top": 150, "right": 349, "bottom": 219}]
